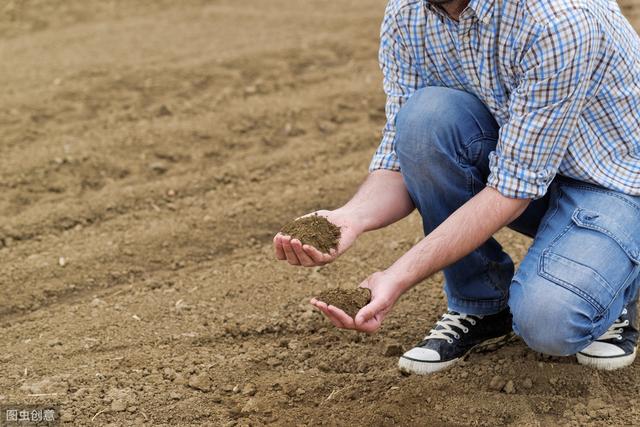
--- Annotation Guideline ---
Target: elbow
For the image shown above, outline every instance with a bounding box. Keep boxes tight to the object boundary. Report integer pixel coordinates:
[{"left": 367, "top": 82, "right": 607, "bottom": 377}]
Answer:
[
  {"left": 505, "top": 196, "right": 532, "bottom": 224},
  {"left": 512, "top": 198, "right": 531, "bottom": 221},
  {"left": 486, "top": 187, "right": 532, "bottom": 224}
]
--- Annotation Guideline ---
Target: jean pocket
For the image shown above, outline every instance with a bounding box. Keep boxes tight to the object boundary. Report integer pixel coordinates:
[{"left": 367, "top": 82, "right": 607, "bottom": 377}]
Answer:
[{"left": 538, "top": 208, "right": 640, "bottom": 314}]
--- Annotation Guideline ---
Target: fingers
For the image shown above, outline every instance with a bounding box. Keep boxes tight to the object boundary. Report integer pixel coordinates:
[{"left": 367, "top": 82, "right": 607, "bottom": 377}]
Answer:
[
  {"left": 273, "top": 234, "right": 286, "bottom": 260},
  {"left": 275, "top": 233, "right": 334, "bottom": 267},
  {"left": 311, "top": 298, "right": 379, "bottom": 332},
  {"left": 290, "top": 239, "right": 315, "bottom": 267},
  {"left": 355, "top": 297, "right": 388, "bottom": 328},
  {"left": 310, "top": 298, "right": 357, "bottom": 330},
  {"left": 279, "top": 235, "right": 301, "bottom": 266},
  {"left": 310, "top": 298, "right": 346, "bottom": 328},
  {"left": 354, "top": 286, "right": 385, "bottom": 333},
  {"left": 302, "top": 244, "right": 333, "bottom": 264},
  {"left": 277, "top": 234, "right": 331, "bottom": 267},
  {"left": 354, "top": 313, "right": 381, "bottom": 333},
  {"left": 326, "top": 305, "right": 355, "bottom": 329}
]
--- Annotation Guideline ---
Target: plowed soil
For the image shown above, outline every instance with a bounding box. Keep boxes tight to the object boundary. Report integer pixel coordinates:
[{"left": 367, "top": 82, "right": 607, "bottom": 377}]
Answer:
[{"left": 1, "top": 1, "right": 640, "bottom": 426}]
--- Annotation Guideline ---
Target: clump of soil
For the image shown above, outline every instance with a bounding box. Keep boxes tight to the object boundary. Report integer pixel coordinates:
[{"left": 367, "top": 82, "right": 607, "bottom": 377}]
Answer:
[
  {"left": 280, "top": 214, "right": 341, "bottom": 254},
  {"left": 316, "top": 287, "right": 371, "bottom": 318}
]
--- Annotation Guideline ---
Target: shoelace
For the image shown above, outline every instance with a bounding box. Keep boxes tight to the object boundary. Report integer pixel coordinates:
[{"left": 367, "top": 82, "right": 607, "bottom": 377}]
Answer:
[
  {"left": 423, "top": 312, "right": 482, "bottom": 344},
  {"left": 596, "top": 308, "right": 629, "bottom": 341}
]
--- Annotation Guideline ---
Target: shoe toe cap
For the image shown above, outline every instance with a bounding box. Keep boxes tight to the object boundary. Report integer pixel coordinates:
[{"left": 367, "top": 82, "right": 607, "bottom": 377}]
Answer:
[
  {"left": 401, "top": 347, "right": 442, "bottom": 362},
  {"left": 580, "top": 341, "right": 626, "bottom": 357}
]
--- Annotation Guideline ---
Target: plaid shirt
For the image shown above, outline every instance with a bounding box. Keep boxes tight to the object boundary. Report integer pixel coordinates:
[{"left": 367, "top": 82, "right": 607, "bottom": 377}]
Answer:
[{"left": 370, "top": 0, "right": 640, "bottom": 199}]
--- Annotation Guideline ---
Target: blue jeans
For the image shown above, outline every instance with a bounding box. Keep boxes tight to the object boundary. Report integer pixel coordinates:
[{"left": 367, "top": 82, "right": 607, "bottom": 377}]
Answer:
[{"left": 395, "top": 87, "right": 640, "bottom": 356}]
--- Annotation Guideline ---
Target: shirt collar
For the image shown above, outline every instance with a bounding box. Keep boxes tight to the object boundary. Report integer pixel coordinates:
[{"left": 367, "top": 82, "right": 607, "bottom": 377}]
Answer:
[
  {"left": 424, "top": 1, "right": 449, "bottom": 20},
  {"left": 424, "top": 0, "right": 495, "bottom": 24},
  {"left": 466, "top": 0, "right": 495, "bottom": 24}
]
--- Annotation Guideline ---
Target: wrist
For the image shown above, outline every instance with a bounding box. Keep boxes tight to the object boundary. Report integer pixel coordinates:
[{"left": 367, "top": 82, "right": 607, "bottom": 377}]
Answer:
[
  {"left": 384, "top": 261, "right": 420, "bottom": 295},
  {"left": 333, "top": 206, "right": 368, "bottom": 235},
  {"left": 376, "top": 269, "right": 409, "bottom": 303}
]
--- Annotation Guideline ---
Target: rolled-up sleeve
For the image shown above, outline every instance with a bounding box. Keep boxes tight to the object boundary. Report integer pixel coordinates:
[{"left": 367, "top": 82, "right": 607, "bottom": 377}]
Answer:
[
  {"left": 369, "top": 4, "right": 424, "bottom": 172},
  {"left": 487, "top": 10, "right": 600, "bottom": 199}
]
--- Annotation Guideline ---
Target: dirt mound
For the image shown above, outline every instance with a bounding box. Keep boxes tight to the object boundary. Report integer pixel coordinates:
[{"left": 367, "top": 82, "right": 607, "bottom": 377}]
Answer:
[
  {"left": 316, "top": 287, "right": 371, "bottom": 318},
  {"left": 280, "top": 214, "right": 341, "bottom": 254}
]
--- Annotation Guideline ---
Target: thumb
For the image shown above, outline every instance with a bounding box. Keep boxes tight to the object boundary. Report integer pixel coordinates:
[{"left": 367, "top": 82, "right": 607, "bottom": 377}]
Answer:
[{"left": 355, "top": 296, "right": 388, "bottom": 326}]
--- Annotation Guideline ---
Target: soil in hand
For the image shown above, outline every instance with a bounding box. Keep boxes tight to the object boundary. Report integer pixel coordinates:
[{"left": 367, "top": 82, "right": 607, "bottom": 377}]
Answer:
[
  {"left": 280, "top": 215, "right": 341, "bottom": 254},
  {"left": 316, "top": 287, "right": 371, "bottom": 318}
]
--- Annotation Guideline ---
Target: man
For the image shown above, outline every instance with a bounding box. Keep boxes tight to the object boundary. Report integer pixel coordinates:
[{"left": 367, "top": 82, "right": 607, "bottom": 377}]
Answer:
[{"left": 274, "top": 0, "right": 640, "bottom": 374}]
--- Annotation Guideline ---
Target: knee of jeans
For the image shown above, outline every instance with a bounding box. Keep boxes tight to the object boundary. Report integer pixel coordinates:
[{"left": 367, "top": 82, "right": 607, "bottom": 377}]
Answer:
[
  {"left": 395, "top": 87, "right": 467, "bottom": 169},
  {"left": 509, "top": 278, "right": 593, "bottom": 356}
]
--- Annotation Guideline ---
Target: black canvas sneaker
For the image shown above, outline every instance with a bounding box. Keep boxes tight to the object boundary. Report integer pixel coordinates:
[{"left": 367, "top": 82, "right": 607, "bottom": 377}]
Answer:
[
  {"left": 398, "top": 308, "right": 512, "bottom": 375},
  {"left": 577, "top": 306, "right": 639, "bottom": 370}
]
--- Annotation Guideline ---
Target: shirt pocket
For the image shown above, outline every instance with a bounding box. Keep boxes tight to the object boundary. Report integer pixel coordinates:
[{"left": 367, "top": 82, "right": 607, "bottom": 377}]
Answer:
[{"left": 538, "top": 208, "right": 640, "bottom": 315}]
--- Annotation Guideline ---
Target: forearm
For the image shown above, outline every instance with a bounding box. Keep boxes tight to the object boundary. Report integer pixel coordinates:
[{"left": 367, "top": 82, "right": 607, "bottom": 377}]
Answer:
[
  {"left": 338, "top": 169, "right": 414, "bottom": 233},
  {"left": 387, "top": 187, "right": 530, "bottom": 294}
]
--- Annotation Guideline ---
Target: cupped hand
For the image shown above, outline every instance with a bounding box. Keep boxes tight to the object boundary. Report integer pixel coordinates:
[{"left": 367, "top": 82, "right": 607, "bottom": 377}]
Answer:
[
  {"left": 273, "top": 209, "right": 360, "bottom": 267},
  {"left": 310, "top": 271, "right": 401, "bottom": 333}
]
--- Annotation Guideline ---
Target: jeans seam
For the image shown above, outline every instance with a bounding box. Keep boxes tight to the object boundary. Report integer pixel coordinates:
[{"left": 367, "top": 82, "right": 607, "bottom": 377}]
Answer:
[
  {"left": 449, "top": 296, "right": 507, "bottom": 303},
  {"left": 608, "top": 263, "right": 640, "bottom": 314},
  {"left": 560, "top": 181, "right": 640, "bottom": 214},
  {"left": 458, "top": 134, "right": 496, "bottom": 166},
  {"left": 486, "top": 265, "right": 509, "bottom": 299},
  {"left": 546, "top": 222, "right": 574, "bottom": 254},
  {"left": 462, "top": 133, "right": 497, "bottom": 148},
  {"left": 463, "top": 134, "right": 483, "bottom": 148},
  {"left": 588, "top": 314, "right": 599, "bottom": 343},
  {"left": 535, "top": 185, "right": 561, "bottom": 238},
  {"left": 466, "top": 166, "right": 475, "bottom": 199},
  {"left": 447, "top": 294, "right": 507, "bottom": 306}
]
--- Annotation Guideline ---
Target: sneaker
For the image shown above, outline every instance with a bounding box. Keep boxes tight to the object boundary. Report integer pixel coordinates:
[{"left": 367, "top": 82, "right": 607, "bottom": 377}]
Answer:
[
  {"left": 577, "top": 307, "right": 639, "bottom": 370},
  {"left": 398, "top": 308, "right": 512, "bottom": 375}
]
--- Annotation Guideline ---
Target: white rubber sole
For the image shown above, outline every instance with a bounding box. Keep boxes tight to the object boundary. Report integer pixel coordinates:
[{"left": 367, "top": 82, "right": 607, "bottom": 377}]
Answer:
[
  {"left": 398, "top": 355, "right": 460, "bottom": 375},
  {"left": 398, "top": 333, "right": 513, "bottom": 375},
  {"left": 577, "top": 347, "right": 637, "bottom": 371}
]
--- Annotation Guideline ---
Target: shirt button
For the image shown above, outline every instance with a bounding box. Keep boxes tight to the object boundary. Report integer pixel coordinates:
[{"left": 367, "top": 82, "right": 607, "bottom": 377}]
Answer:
[{"left": 462, "top": 35, "right": 470, "bottom": 42}]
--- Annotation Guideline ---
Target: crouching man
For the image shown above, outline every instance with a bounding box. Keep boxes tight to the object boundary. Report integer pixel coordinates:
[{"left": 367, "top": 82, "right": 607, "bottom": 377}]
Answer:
[{"left": 274, "top": 0, "right": 640, "bottom": 373}]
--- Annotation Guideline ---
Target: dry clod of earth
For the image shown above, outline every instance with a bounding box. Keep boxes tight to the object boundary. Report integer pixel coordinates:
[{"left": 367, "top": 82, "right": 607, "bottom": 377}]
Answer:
[
  {"left": 382, "top": 342, "right": 405, "bottom": 357},
  {"left": 188, "top": 373, "right": 212, "bottom": 392},
  {"left": 111, "top": 399, "right": 127, "bottom": 412},
  {"left": 241, "top": 383, "right": 257, "bottom": 396},
  {"left": 280, "top": 214, "right": 341, "bottom": 254},
  {"left": 489, "top": 375, "right": 507, "bottom": 392},
  {"left": 504, "top": 380, "right": 516, "bottom": 394},
  {"left": 316, "top": 287, "right": 371, "bottom": 318}
]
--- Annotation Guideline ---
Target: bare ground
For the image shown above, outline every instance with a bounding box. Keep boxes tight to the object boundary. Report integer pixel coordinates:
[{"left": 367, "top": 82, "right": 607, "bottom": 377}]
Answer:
[{"left": 1, "top": 1, "right": 640, "bottom": 425}]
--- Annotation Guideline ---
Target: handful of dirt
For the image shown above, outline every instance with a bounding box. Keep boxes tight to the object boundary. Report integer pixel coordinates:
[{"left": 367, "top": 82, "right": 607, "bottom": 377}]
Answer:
[
  {"left": 280, "top": 214, "right": 341, "bottom": 254},
  {"left": 316, "top": 288, "right": 371, "bottom": 318}
]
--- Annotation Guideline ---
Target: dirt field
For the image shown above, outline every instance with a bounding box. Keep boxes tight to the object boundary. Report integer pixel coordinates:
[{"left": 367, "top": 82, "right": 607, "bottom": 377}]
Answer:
[{"left": 2, "top": 1, "right": 640, "bottom": 425}]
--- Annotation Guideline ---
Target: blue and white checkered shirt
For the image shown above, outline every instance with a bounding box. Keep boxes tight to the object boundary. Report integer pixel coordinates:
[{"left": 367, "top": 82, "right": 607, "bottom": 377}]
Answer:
[{"left": 370, "top": 0, "right": 640, "bottom": 199}]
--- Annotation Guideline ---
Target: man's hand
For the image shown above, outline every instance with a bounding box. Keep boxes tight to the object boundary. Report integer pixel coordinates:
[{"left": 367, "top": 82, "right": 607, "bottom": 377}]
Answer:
[
  {"left": 273, "top": 170, "right": 413, "bottom": 267},
  {"left": 309, "top": 187, "right": 531, "bottom": 333},
  {"left": 310, "top": 271, "right": 401, "bottom": 333},
  {"left": 273, "top": 209, "right": 361, "bottom": 267}
]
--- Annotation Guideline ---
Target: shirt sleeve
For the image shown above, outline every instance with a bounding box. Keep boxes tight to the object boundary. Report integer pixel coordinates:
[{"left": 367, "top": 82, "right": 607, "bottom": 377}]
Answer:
[
  {"left": 487, "top": 10, "right": 601, "bottom": 199},
  {"left": 369, "top": 4, "right": 424, "bottom": 172}
]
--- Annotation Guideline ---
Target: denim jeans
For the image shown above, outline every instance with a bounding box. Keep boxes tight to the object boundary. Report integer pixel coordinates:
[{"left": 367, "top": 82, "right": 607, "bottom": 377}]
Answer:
[{"left": 395, "top": 86, "right": 640, "bottom": 356}]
